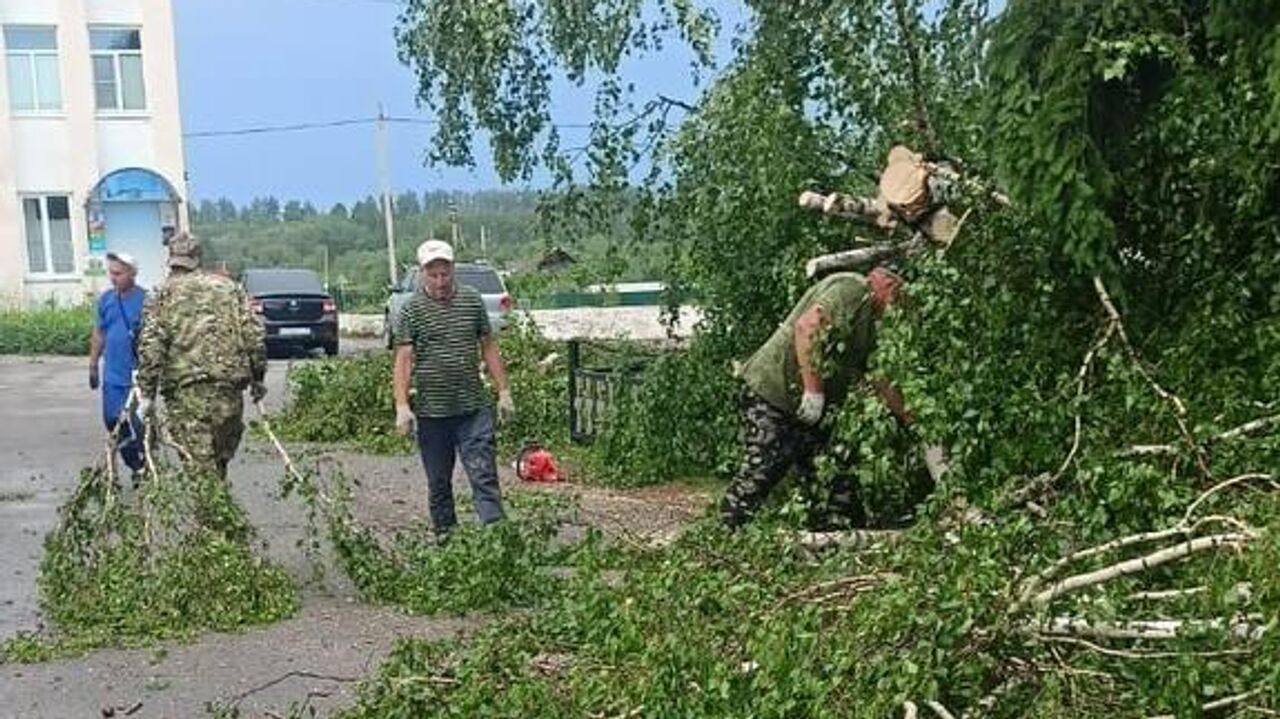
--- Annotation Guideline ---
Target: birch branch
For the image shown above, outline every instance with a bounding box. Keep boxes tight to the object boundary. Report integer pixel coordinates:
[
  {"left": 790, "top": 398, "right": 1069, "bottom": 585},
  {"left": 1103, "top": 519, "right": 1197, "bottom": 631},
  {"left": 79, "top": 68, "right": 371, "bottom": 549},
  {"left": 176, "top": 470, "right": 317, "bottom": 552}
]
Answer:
[
  {"left": 1037, "top": 615, "right": 1269, "bottom": 641},
  {"left": 1126, "top": 586, "right": 1207, "bottom": 602},
  {"left": 1119, "top": 414, "right": 1279, "bottom": 458},
  {"left": 1029, "top": 533, "right": 1253, "bottom": 607},
  {"left": 1038, "top": 633, "right": 1251, "bottom": 659},
  {"left": 1018, "top": 526, "right": 1190, "bottom": 604},
  {"left": 1184, "top": 473, "right": 1278, "bottom": 524},
  {"left": 1146, "top": 688, "right": 1267, "bottom": 719},
  {"left": 925, "top": 701, "right": 958, "bottom": 719},
  {"left": 793, "top": 529, "right": 904, "bottom": 550},
  {"left": 1093, "top": 276, "right": 1210, "bottom": 479}
]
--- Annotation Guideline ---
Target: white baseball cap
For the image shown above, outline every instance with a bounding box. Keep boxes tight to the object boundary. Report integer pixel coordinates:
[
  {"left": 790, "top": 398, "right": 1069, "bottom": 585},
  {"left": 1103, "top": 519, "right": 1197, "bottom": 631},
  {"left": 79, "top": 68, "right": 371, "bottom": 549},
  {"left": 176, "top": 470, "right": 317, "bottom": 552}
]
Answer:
[
  {"left": 416, "top": 239, "right": 454, "bottom": 267},
  {"left": 105, "top": 251, "right": 138, "bottom": 270}
]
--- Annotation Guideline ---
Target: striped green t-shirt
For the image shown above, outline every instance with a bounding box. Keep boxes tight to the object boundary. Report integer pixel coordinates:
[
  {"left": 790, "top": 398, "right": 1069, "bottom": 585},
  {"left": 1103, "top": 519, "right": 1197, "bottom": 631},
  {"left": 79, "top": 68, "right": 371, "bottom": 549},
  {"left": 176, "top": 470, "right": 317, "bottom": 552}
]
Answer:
[{"left": 395, "top": 285, "right": 492, "bottom": 418}]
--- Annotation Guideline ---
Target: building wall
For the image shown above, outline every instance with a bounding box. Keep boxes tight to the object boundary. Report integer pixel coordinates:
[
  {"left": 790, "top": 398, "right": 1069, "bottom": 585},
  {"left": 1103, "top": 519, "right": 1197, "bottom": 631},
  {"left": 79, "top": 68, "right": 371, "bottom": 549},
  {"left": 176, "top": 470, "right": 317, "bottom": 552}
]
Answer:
[{"left": 0, "top": 0, "right": 186, "bottom": 307}]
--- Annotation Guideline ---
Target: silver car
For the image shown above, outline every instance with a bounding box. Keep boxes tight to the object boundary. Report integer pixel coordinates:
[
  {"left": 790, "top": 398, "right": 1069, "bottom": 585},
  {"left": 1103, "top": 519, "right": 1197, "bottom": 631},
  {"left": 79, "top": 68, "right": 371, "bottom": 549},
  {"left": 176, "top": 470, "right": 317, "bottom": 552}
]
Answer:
[{"left": 385, "top": 262, "right": 513, "bottom": 348}]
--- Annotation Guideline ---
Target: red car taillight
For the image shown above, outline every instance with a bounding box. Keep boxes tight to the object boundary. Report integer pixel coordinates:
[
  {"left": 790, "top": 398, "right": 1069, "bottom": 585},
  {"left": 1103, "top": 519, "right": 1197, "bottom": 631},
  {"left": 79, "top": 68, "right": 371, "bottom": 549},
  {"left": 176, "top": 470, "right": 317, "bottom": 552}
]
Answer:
[
  {"left": 250, "top": 299, "right": 264, "bottom": 314},
  {"left": 323, "top": 299, "right": 337, "bottom": 314},
  {"left": 499, "top": 294, "right": 512, "bottom": 311}
]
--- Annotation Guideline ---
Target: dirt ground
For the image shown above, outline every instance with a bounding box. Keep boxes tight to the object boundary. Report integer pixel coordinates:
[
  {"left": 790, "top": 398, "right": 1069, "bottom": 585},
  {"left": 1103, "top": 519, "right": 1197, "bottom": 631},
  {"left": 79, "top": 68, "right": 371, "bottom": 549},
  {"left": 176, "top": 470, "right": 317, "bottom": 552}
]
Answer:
[{"left": 0, "top": 352, "right": 711, "bottom": 718}]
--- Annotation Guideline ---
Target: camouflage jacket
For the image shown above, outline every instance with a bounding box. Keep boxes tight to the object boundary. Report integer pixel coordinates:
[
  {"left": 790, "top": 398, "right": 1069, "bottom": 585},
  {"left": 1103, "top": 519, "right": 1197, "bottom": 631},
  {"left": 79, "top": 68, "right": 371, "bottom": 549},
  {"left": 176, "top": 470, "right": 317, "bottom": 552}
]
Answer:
[{"left": 135, "top": 271, "right": 266, "bottom": 397}]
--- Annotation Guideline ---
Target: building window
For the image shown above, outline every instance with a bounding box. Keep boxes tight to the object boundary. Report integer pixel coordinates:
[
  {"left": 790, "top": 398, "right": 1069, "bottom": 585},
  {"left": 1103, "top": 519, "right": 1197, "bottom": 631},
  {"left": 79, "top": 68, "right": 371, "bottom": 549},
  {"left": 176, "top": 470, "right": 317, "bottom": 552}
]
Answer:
[
  {"left": 89, "top": 27, "right": 145, "bottom": 112},
  {"left": 3, "top": 26, "right": 62, "bottom": 113},
  {"left": 22, "top": 195, "right": 76, "bottom": 275}
]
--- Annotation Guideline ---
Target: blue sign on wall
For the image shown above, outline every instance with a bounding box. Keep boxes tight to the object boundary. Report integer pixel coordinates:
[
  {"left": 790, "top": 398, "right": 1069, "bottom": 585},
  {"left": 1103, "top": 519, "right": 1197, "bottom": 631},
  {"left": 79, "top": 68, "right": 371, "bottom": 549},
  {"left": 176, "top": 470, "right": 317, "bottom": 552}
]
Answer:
[{"left": 93, "top": 168, "right": 176, "bottom": 203}]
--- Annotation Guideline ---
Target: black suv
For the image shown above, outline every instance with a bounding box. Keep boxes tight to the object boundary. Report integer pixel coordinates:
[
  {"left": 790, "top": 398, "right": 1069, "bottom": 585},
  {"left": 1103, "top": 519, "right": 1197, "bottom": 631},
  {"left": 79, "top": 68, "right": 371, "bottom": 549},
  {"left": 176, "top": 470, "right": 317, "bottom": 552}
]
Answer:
[{"left": 243, "top": 268, "right": 339, "bottom": 357}]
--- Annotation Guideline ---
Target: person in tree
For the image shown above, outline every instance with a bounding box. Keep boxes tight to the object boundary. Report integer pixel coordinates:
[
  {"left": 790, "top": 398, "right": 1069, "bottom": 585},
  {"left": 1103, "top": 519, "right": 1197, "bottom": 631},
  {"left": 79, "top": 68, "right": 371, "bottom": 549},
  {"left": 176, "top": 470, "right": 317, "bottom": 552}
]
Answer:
[
  {"left": 720, "top": 266, "right": 914, "bottom": 529},
  {"left": 393, "top": 239, "right": 516, "bottom": 535},
  {"left": 89, "top": 251, "right": 147, "bottom": 475},
  {"left": 135, "top": 233, "right": 267, "bottom": 480}
]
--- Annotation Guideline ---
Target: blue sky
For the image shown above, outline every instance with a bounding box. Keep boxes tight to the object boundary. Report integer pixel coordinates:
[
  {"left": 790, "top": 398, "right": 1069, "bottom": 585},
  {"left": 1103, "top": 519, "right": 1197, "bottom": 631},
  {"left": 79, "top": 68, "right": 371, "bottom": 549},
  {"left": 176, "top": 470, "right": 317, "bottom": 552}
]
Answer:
[{"left": 174, "top": 0, "right": 741, "bottom": 208}]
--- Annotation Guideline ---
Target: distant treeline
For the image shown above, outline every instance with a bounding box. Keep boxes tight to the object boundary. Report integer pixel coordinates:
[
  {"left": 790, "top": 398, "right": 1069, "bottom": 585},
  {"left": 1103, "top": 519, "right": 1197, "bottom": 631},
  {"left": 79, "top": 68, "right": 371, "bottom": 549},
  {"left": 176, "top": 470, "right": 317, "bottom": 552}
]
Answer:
[{"left": 191, "top": 189, "right": 666, "bottom": 297}]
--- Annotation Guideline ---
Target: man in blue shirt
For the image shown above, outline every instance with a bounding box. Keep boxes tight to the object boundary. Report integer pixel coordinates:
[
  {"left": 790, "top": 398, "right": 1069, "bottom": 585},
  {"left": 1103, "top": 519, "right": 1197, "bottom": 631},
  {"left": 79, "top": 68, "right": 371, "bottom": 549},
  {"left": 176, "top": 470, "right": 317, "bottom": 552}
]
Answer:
[{"left": 89, "top": 252, "right": 147, "bottom": 472}]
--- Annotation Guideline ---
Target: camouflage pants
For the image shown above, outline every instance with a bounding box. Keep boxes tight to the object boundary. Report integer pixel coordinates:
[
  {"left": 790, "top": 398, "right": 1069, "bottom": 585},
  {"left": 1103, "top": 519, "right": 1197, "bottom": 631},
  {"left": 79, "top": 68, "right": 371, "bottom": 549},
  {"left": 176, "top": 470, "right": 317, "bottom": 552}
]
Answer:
[
  {"left": 164, "top": 383, "right": 245, "bottom": 480},
  {"left": 720, "top": 388, "right": 862, "bottom": 529}
]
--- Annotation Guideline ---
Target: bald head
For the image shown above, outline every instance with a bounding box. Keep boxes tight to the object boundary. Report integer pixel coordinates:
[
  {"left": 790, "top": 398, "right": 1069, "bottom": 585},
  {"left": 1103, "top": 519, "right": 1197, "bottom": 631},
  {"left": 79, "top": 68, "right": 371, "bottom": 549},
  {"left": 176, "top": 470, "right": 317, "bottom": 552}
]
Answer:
[{"left": 867, "top": 267, "right": 904, "bottom": 315}]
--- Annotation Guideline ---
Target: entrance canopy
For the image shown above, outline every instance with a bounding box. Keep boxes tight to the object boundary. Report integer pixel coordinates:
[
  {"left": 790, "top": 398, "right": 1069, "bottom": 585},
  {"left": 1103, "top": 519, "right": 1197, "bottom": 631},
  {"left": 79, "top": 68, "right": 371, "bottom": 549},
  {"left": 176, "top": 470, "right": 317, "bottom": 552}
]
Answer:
[{"left": 89, "top": 167, "right": 180, "bottom": 204}]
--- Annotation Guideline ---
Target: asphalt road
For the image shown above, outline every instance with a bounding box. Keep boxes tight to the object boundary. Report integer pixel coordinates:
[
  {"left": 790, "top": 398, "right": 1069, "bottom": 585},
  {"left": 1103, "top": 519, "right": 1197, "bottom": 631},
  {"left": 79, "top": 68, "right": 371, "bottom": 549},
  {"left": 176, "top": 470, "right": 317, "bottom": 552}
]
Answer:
[{"left": 0, "top": 351, "right": 470, "bottom": 718}]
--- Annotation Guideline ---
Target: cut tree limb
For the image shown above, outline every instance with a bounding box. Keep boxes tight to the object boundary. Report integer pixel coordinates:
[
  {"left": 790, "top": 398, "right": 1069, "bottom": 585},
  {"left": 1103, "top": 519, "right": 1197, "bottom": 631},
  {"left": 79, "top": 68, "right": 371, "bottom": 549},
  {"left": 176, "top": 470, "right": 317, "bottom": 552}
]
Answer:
[
  {"left": 1028, "top": 533, "right": 1254, "bottom": 608},
  {"left": 1036, "top": 615, "right": 1269, "bottom": 641},
  {"left": 794, "top": 529, "right": 904, "bottom": 550}
]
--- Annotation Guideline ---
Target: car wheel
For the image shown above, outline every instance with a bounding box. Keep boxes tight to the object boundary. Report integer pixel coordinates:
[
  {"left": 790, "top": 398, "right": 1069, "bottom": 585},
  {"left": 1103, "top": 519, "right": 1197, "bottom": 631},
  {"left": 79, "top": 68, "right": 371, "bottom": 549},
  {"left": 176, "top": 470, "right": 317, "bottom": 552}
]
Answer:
[{"left": 325, "top": 340, "right": 339, "bottom": 357}]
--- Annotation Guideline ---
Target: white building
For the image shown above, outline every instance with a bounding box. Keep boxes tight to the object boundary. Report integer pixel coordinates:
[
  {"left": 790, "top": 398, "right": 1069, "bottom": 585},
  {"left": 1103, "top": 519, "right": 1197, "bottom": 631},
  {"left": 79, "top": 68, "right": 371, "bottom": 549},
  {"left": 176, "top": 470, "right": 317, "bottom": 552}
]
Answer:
[{"left": 0, "top": 0, "right": 186, "bottom": 307}]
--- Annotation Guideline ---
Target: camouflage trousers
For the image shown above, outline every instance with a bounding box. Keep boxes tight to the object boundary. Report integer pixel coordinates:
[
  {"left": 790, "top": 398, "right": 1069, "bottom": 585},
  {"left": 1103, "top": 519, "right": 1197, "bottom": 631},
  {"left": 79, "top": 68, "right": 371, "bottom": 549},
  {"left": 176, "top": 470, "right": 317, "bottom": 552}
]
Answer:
[
  {"left": 720, "top": 388, "right": 862, "bottom": 529},
  {"left": 163, "top": 382, "right": 245, "bottom": 481}
]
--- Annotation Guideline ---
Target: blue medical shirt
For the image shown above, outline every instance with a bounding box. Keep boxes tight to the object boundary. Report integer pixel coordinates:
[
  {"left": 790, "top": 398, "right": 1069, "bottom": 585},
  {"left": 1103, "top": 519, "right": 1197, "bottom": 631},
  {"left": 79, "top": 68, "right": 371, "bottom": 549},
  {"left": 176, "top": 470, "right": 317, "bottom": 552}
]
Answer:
[{"left": 96, "top": 286, "right": 146, "bottom": 387}]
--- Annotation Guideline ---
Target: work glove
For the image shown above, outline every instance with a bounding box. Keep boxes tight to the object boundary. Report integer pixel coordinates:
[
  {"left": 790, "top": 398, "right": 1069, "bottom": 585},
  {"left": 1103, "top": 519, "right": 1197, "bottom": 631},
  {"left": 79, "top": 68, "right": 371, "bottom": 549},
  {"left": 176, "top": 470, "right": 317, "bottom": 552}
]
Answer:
[
  {"left": 89, "top": 364, "right": 100, "bottom": 391},
  {"left": 251, "top": 382, "right": 268, "bottom": 403},
  {"left": 796, "top": 391, "right": 826, "bottom": 426},
  {"left": 395, "top": 403, "right": 415, "bottom": 436},
  {"left": 497, "top": 390, "right": 516, "bottom": 425}
]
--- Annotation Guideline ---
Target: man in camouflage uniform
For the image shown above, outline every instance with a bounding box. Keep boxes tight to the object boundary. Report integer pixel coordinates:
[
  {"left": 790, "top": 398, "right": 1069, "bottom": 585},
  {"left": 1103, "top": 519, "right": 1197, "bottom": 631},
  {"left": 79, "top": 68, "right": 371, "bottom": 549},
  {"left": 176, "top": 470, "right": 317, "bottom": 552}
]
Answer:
[
  {"left": 721, "top": 267, "right": 912, "bottom": 529},
  {"left": 135, "top": 233, "right": 267, "bottom": 480}
]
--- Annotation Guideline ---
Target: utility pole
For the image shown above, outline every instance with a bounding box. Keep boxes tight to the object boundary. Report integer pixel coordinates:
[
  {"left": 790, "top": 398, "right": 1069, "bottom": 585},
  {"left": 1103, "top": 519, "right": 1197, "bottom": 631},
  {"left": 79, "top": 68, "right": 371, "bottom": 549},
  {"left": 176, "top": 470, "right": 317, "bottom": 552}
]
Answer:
[
  {"left": 322, "top": 243, "right": 330, "bottom": 290},
  {"left": 376, "top": 103, "right": 398, "bottom": 286},
  {"left": 448, "top": 197, "right": 461, "bottom": 253}
]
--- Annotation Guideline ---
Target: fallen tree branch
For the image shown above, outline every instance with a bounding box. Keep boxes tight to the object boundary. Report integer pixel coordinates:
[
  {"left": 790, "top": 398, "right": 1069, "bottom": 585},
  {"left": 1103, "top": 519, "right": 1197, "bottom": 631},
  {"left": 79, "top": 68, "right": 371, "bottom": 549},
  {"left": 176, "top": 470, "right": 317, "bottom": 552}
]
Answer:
[
  {"left": 1028, "top": 533, "right": 1253, "bottom": 607},
  {"left": 1125, "top": 586, "right": 1207, "bottom": 602},
  {"left": 1054, "top": 322, "right": 1117, "bottom": 486},
  {"left": 926, "top": 700, "right": 959, "bottom": 719},
  {"left": 1146, "top": 688, "right": 1267, "bottom": 718},
  {"left": 1036, "top": 615, "right": 1269, "bottom": 641},
  {"left": 1093, "top": 277, "right": 1210, "bottom": 479},
  {"left": 1038, "top": 633, "right": 1252, "bottom": 659},
  {"left": 1018, "top": 526, "right": 1190, "bottom": 604},
  {"left": 254, "top": 400, "right": 334, "bottom": 508},
  {"left": 1216, "top": 414, "right": 1280, "bottom": 442},
  {"left": 1119, "top": 414, "right": 1279, "bottom": 459},
  {"left": 793, "top": 529, "right": 905, "bottom": 551},
  {"left": 210, "top": 670, "right": 360, "bottom": 714},
  {"left": 1184, "top": 473, "right": 1278, "bottom": 524}
]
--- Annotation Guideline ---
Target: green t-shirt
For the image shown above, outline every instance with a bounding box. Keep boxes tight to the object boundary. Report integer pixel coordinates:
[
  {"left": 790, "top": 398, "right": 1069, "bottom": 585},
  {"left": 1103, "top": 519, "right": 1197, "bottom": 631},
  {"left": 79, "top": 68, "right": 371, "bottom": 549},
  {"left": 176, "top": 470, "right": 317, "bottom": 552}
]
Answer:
[
  {"left": 395, "top": 285, "right": 493, "bottom": 418},
  {"left": 739, "top": 272, "right": 876, "bottom": 415}
]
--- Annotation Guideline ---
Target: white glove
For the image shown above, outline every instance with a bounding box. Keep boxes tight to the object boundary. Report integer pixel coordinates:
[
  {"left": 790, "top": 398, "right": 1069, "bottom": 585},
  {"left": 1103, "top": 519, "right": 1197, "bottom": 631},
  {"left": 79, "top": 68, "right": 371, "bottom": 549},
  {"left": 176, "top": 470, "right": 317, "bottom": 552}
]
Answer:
[
  {"left": 137, "top": 396, "right": 154, "bottom": 418},
  {"left": 805, "top": 257, "right": 822, "bottom": 279},
  {"left": 497, "top": 390, "right": 516, "bottom": 425},
  {"left": 796, "top": 391, "right": 825, "bottom": 425},
  {"left": 395, "top": 403, "right": 415, "bottom": 436}
]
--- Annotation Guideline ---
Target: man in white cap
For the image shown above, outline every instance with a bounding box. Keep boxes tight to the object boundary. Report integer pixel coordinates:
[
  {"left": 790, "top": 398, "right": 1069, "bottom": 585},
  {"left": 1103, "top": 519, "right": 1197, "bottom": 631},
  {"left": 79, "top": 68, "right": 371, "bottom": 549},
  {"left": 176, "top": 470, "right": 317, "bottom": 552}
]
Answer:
[
  {"left": 89, "top": 251, "right": 147, "bottom": 473},
  {"left": 393, "top": 239, "right": 515, "bottom": 533}
]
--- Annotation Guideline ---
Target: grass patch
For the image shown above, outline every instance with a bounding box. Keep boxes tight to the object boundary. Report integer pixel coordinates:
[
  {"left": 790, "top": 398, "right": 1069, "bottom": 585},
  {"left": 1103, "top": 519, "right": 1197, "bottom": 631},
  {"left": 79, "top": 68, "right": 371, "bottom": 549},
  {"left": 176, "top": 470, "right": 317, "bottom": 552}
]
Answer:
[{"left": 0, "top": 306, "right": 92, "bottom": 356}]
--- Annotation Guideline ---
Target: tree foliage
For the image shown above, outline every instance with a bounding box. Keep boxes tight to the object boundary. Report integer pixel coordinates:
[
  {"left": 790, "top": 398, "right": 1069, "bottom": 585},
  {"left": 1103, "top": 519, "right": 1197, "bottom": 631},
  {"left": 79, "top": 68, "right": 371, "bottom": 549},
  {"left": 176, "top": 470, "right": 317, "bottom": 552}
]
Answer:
[{"left": 343, "top": 1, "right": 1280, "bottom": 715}]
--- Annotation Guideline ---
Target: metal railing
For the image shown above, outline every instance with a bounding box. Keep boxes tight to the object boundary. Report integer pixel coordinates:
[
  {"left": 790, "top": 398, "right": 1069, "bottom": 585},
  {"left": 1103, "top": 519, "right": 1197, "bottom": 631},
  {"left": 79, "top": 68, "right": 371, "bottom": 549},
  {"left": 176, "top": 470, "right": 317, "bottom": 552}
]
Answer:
[{"left": 567, "top": 339, "right": 652, "bottom": 444}]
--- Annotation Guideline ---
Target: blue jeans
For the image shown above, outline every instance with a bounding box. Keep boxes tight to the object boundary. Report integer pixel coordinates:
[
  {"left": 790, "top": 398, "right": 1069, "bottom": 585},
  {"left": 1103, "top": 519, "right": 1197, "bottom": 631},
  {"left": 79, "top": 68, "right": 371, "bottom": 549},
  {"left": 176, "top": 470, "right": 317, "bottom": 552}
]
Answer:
[
  {"left": 102, "top": 383, "right": 144, "bottom": 472},
  {"left": 415, "top": 408, "right": 504, "bottom": 531}
]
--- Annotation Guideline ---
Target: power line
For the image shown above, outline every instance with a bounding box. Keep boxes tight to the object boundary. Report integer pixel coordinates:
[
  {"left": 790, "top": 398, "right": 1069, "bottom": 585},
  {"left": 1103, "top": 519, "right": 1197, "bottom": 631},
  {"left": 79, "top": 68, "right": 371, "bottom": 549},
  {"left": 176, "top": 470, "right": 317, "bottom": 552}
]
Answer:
[
  {"left": 184, "top": 116, "right": 597, "bottom": 138},
  {"left": 184, "top": 118, "right": 377, "bottom": 138}
]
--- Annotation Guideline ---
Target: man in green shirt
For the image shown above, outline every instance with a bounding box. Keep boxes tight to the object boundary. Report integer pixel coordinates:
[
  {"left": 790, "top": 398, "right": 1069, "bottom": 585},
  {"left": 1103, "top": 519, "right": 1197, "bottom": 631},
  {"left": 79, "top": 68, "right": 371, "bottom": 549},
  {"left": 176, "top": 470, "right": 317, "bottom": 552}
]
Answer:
[
  {"left": 721, "top": 267, "right": 913, "bottom": 528},
  {"left": 393, "top": 240, "right": 516, "bottom": 532}
]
